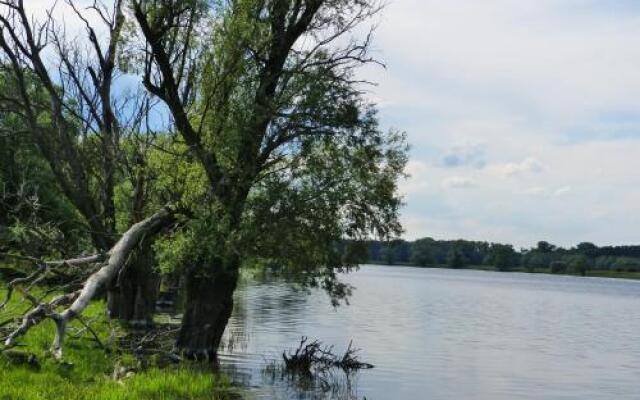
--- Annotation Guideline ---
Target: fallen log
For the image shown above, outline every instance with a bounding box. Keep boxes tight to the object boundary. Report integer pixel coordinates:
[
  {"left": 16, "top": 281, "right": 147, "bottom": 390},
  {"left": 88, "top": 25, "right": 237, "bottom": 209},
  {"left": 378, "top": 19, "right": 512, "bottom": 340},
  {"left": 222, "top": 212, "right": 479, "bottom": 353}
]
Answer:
[{"left": 1, "top": 206, "right": 176, "bottom": 359}]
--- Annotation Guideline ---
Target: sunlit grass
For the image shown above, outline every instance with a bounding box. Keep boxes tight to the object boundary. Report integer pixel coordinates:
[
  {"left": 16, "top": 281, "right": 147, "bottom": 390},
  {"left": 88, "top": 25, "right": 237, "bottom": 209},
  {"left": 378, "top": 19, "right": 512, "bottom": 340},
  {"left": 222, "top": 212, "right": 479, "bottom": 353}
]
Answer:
[
  {"left": 0, "top": 363, "right": 238, "bottom": 400},
  {"left": 0, "top": 283, "right": 243, "bottom": 400}
]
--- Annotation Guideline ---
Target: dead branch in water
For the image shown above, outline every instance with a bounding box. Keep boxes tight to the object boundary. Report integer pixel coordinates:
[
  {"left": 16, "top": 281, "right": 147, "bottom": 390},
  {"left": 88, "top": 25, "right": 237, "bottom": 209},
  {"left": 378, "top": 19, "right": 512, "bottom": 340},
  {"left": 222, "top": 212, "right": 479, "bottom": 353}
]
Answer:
[{"left": 283, "top": 336, "right": 374, "bottom": 375}]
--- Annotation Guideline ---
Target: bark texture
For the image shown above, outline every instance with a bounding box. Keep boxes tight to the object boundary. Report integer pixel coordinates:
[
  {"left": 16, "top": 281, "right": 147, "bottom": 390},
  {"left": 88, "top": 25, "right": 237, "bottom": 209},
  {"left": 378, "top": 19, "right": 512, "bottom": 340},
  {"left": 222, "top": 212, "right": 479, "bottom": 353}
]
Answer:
[
  {"left": 107, "top": 237, "right": 159, "bottom": 330},
  {"left": 175, "top": 262, "right": 239, "bottom": 360}
]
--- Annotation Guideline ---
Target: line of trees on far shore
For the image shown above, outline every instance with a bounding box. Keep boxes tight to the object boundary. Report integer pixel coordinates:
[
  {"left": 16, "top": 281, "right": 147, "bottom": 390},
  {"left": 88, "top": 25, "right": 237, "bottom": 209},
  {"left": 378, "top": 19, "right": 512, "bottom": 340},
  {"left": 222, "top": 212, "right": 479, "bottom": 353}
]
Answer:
[{"left": 355, "top": 239, "right": 640, "bottom": 275}]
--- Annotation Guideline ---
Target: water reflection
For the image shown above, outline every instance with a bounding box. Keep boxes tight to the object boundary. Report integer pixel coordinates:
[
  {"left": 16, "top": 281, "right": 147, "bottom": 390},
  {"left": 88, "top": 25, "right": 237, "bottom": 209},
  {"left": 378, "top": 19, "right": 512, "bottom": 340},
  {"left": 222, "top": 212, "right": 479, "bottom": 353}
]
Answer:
[
  {"left": 259, "top": 364, "right": 364, "bottom": 400},
  {"left": 218, "top": 266, "right": 640, "bottom": 400}
]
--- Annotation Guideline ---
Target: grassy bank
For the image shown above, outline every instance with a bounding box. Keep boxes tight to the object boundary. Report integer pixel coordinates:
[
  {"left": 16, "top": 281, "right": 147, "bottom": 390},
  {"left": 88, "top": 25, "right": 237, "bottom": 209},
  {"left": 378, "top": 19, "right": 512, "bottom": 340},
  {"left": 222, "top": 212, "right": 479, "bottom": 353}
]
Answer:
[
  {"left": 368, "top": 262, "right": 640, "bottom": 280},
  {"left": 0, "top": 363, "right": 238, "bottom": 400},
  {"left": 0, "top": 286, "right": 243, "bottom": 400}
]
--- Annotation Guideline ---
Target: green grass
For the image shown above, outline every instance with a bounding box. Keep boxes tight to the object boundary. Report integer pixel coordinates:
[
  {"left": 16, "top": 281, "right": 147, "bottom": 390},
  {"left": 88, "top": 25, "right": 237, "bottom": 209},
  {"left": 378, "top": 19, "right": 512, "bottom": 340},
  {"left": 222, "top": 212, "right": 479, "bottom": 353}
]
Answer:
[
  {"left": 0, "top": 285, "right": 243, "bottom": 400},
  {"left": 0, "top": 364, "right": 238, "bottom": 400}
]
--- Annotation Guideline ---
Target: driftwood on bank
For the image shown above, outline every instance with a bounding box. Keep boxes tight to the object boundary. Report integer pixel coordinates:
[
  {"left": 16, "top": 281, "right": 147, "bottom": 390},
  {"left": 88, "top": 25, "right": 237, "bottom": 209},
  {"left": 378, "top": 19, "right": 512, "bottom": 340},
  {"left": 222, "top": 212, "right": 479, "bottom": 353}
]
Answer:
[
  {"left": 1, "top": 207, "right": 175, "bottom": 359},
  {"left": 0, "top": 254, "right": 105, "bottom": 310}
]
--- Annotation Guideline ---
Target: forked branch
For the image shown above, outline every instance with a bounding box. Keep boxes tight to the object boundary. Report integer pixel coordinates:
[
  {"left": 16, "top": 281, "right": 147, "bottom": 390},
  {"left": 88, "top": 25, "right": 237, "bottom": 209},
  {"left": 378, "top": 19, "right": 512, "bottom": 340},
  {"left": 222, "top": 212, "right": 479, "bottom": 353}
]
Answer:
[{"left": 1, "top": 206, "right": 176, "bottom": 359}]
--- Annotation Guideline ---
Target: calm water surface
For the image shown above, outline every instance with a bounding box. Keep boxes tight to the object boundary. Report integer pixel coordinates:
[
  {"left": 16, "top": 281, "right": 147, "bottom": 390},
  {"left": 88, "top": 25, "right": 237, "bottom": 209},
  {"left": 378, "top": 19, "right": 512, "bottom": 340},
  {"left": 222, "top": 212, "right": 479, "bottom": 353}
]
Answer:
[{"left": 216, "top": 265, "right": 640, "bottom": 399}]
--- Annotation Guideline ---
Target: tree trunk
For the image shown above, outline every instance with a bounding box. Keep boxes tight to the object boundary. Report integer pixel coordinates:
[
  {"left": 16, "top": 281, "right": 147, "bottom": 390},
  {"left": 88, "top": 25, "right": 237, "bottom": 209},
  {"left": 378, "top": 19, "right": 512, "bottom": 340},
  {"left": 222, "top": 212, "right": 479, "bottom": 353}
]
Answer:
[
  {"left": 107, "top": 237, "right": 159, "bottom": 330},
  {"left": 175, "top": 261, "right": 239, "bottom": 360}
]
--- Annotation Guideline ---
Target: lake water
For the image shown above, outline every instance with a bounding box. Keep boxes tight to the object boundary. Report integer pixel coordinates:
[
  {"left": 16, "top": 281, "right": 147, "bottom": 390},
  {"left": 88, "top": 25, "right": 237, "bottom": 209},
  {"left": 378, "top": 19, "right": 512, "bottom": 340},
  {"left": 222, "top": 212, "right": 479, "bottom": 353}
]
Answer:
[{"left": 217, "top": 265, "right": 640, "bottom": 399}]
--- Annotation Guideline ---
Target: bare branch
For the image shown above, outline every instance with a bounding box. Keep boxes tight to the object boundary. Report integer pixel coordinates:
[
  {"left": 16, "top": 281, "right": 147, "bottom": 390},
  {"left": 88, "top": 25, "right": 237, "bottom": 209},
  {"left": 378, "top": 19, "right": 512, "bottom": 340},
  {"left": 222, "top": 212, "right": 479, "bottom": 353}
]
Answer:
[{"left": 2, "top": 206, "right": 176, "bottom": 358}]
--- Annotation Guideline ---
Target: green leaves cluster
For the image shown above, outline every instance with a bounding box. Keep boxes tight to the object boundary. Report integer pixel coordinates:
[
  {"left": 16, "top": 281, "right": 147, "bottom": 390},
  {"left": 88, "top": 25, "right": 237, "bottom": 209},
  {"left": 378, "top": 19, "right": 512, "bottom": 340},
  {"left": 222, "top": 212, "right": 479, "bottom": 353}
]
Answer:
[
  {"left": 136, "top": 1, "right": 407, "bottom": 277},
  {"left": 0, "top": 84, "right": 85, "bottom": 256}
]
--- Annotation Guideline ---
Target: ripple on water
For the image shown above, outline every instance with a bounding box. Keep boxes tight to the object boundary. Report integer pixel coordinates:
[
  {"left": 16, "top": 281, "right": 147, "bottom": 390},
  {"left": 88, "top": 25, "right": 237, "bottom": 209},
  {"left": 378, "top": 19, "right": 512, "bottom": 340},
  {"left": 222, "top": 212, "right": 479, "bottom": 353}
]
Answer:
[{"left": 218, "top": 266, "right": 640, "bottom": 400}]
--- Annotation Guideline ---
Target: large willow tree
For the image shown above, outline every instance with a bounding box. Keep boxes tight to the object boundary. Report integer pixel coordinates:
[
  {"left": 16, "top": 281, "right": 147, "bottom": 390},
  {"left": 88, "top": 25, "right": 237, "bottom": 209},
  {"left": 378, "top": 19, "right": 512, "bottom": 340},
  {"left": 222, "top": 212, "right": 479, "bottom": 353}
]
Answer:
[{"left": 132, "top": 0, "right": 406, "bottom": 358}]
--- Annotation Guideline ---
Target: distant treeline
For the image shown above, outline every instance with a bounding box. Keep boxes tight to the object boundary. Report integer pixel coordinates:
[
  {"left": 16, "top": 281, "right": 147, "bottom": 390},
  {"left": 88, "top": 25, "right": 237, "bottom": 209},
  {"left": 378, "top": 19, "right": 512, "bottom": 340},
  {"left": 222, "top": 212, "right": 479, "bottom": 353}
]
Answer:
[{"left": 355, "top": 239, "right": 640, "bottom": 274}]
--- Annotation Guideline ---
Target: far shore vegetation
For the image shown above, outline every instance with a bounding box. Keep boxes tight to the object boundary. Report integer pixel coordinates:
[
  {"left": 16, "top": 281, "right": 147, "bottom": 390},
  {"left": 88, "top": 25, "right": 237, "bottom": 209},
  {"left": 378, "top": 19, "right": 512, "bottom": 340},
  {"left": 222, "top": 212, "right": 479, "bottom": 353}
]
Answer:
[{"left": 359, "top": 239, "right": 640, "bottom": 280}]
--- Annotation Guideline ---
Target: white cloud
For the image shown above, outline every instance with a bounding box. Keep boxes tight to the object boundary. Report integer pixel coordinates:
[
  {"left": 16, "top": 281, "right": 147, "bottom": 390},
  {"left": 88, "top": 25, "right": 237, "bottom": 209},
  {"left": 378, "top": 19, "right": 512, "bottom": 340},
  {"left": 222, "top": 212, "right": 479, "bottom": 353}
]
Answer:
[
  {"left": 398, "top": 160, "right": 430, "bottom": 196},
  {"left": 523, "top": 185, "right": 572, "bottom": 198},
  {"left": 441, "top": 176, "right": 477, "bottom": 190},
  {"left": 524, "top": 187, "right": 547, "bottom": 196},
  {"left": 369, "top": 0, "right": 640, "bottom": 118},
  {"left": 553, "top": 186, "right": 572, "bottom": 197},
  {"left": 495, "top": 158, "right": 545, "bottom": 178}
]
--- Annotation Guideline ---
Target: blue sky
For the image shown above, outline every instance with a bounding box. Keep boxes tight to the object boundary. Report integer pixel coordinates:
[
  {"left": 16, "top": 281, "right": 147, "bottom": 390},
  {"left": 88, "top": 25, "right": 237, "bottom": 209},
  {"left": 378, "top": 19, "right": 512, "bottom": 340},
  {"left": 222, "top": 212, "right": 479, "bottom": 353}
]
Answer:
[
  {"left": 28, "top": 0, "right": 640, "bottom": 249},
  {"left": 353, "top": 0, "right": 640, "bottom": 248}
]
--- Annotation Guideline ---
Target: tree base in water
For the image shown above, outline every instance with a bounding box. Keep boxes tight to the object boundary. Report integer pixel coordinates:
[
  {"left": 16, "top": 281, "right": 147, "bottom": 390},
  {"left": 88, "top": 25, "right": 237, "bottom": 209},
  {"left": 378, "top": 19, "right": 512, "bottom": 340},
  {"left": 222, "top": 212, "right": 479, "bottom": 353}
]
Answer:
[{"left": 175, "top": 266, "right": 238, "bottom": 360}]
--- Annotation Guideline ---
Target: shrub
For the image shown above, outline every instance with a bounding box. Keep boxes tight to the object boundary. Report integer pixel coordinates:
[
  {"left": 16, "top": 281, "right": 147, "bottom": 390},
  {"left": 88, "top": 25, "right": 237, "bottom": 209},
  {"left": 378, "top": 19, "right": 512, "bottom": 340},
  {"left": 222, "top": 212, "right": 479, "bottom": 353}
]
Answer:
[{"left": 549, "top": 261, "right": 567, "bottom": 274}]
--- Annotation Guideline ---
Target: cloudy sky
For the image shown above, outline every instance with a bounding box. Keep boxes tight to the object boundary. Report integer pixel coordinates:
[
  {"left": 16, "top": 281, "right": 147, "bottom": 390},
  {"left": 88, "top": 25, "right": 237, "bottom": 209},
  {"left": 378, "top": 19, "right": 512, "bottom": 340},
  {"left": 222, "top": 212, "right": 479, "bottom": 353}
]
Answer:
[
  {"left": 24, "top": 0, "right": 640, "bottom": 248},
  {"left": 356, "top": 0, "right": 640, "bottom": 248}
]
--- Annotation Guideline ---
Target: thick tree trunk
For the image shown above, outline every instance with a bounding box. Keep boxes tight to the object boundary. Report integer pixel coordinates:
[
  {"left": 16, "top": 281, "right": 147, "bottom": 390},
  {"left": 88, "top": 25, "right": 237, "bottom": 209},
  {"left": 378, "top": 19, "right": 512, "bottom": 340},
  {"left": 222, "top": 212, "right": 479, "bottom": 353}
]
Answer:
[
  {"left": 106, "top": 237, "right": 159, "bottom": 330},
  {"left": 175, "top": 261, "right": 239, "bottom": 360}
]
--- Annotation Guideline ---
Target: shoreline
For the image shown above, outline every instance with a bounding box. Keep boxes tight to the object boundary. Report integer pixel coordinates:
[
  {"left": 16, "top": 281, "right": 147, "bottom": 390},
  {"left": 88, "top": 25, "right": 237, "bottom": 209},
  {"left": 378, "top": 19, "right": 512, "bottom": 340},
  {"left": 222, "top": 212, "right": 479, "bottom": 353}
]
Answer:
[{"left": 364, "top": 262, "right": 640, "bottom": 280}]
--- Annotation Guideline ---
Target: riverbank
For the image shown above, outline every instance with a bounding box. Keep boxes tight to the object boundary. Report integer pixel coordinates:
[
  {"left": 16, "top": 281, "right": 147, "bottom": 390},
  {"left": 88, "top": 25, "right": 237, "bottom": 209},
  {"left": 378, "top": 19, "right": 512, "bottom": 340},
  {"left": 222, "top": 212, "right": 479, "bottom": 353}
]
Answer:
[
  {"left": 0, "top": 287, "right": 243, "bottom": 400},
  {"left": 367, "top": 262, "right": 640, "bottom": 280}
]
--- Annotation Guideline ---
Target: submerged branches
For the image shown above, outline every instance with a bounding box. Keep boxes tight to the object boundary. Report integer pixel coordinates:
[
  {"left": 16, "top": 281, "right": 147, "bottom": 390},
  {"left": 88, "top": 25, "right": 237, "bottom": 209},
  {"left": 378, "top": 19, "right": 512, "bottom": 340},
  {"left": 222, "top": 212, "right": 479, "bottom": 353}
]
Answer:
[
  {"left": 283, "top": 336, "right": 373, "bottom": 375},
  {"left": 271, "top": 336, "right": 374, "bottom": 398}
]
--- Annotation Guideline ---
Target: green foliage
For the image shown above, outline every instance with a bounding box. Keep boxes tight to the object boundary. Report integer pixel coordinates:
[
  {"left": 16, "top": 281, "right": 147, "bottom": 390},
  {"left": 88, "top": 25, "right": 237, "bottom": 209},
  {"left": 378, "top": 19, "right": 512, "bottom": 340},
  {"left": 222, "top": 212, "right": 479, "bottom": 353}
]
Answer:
[
  {"left": 576, "top": 242, "right": 598, "bottom": 256},
  {"left": 487, "top": 244, "right": 517, "bottom": 272},
  {"left": 549, "top": 261, "right": 568, "bottom": 274},
  {"left": 522, "top": 252, "right": 555, "bottom": 270},
  {"left": 536, "top": 241, "right": 556, "bottom": 253},
  {"left": 0, "top": 104, "right": 86, "bottom": 257},
  {"left": 366, "top": 237, "right": 640, "bottom": 277},
  {"left": 447, "top": 249, "right": 465, "bottom": 269},
  {"left": 138, "top": 0, "right": 411, "bottom": 302},
  {"left": 411, "top": 238, "right": 435, "bottom": 266},
  {"left": 567, "top": 255, "right": 590, "bottom": 276},
  {"left": 378, "top": 240, "right": 411, "bottom": 266},
  {"left": 0, "top": 68, "right": 127, "bottom": 252},
  {"left": 611, "top": 257, "right": 640, "bottom": 272}
]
